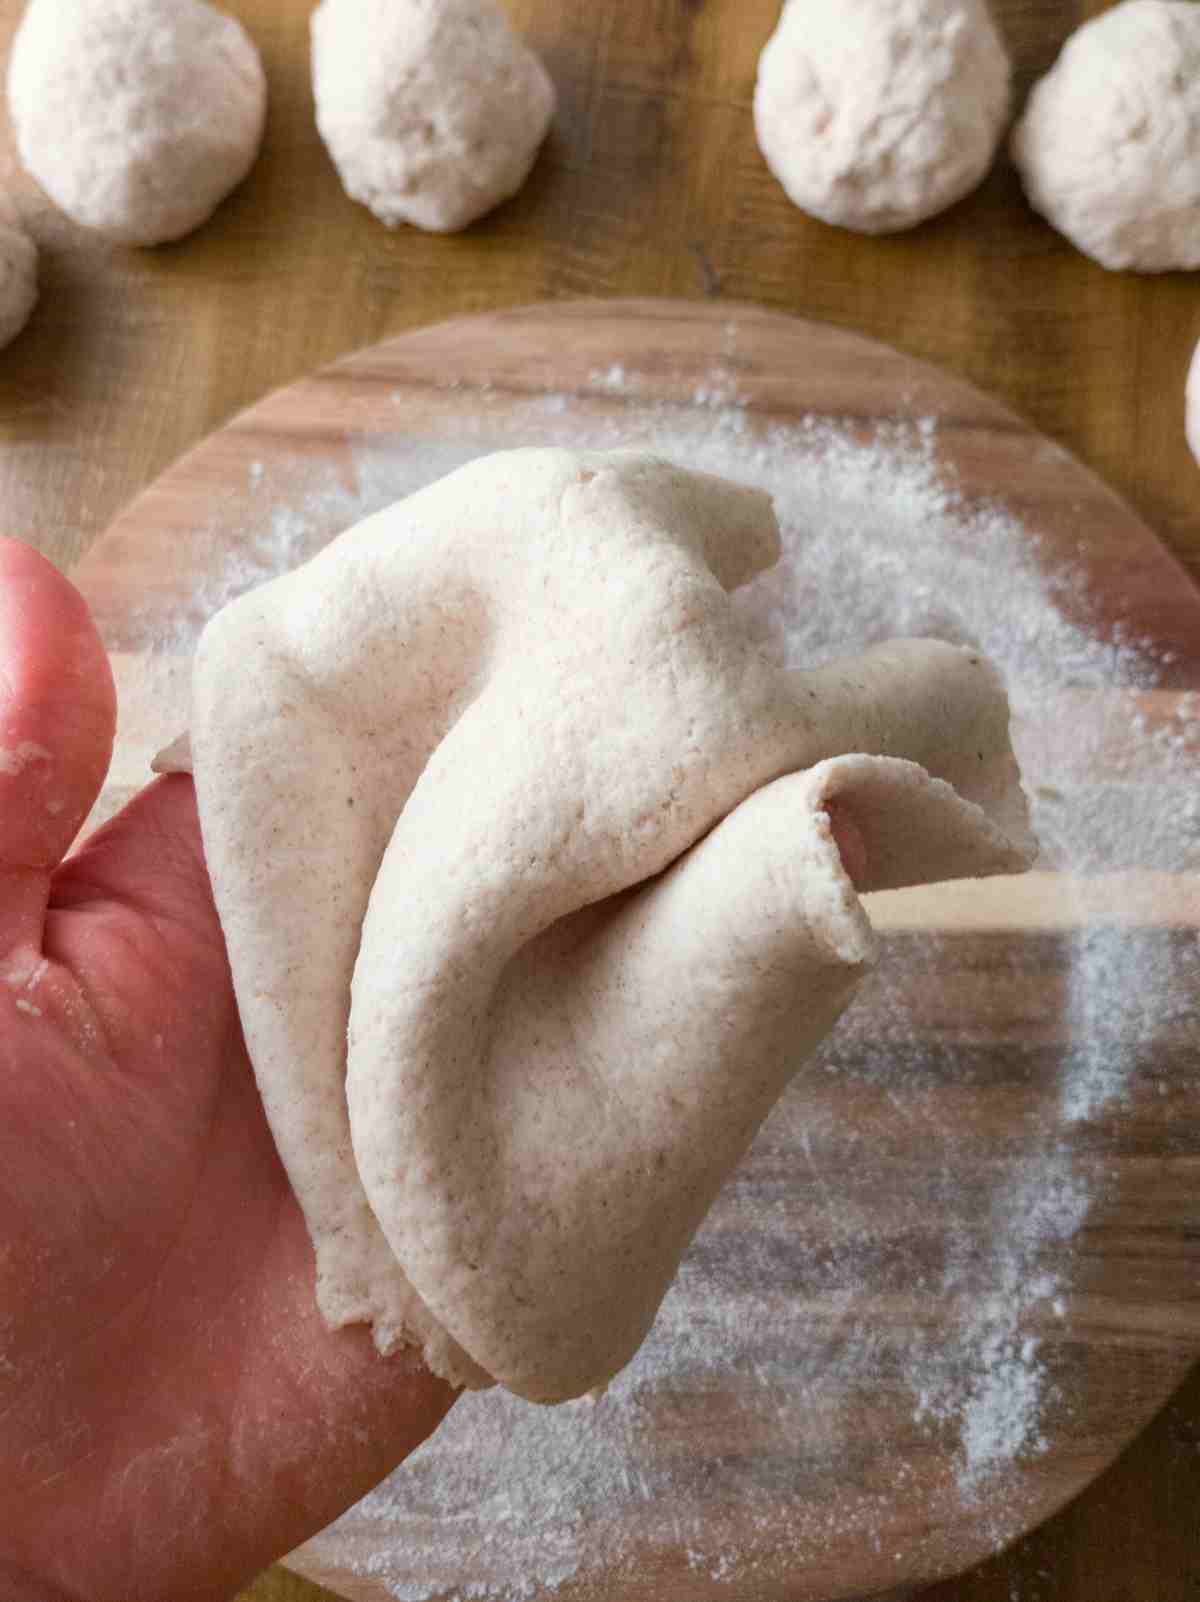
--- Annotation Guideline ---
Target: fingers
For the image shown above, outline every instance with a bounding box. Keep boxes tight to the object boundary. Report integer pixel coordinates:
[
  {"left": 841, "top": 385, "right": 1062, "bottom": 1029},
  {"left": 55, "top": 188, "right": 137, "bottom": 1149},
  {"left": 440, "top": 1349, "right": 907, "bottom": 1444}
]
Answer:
[{"left": 0, "top": 539, "right": 115, "bottom": 956}]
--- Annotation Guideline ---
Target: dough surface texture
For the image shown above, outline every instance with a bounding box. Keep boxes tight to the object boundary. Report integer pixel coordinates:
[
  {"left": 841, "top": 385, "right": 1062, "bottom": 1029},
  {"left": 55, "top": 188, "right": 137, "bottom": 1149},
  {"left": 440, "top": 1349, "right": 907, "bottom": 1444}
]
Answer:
[
  {"left": 311, "top": 0, "right": 555, "bottom": 232},
  {"left": 1010, "top": 0, "right": 1200, "bottom": 272},
  {"left": 1188, "top": 338, "right": 1200, "bottom": 468},
  {"left": 7, "top": 0, "right": 267, "bottom": 247},
  {"left": 0, "top": 200, "right": 37, "bottom": 351},
  {"left": 186, "top": 449, "right": 1034, "bottom": 1403},
  {"left": 753, "top": 0, "right": 1010, "bottom": 234}
]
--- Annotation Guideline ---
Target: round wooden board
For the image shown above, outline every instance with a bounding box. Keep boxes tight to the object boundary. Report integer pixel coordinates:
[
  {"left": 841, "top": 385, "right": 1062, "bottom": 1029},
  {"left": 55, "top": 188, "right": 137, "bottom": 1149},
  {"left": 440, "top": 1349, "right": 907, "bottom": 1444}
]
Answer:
[{"left": 74, "top": 300, "right": 1200, "bottom": 1602}]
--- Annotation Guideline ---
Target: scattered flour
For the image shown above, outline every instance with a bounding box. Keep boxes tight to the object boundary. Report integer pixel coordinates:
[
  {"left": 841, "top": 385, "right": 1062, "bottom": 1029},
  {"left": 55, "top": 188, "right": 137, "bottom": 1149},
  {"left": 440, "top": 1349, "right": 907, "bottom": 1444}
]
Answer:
[
  {"left": 1, "top": 948, "right": 49, "bottom": 991},
  {"left": 118, "top": 355, "right": 1199, "bottom": 1600},
  {"left": 589, "top": 363, "right": 630, "bottom": 392},
  {"left": 0, "top": 739, "right": 52, "bottom": 776}
]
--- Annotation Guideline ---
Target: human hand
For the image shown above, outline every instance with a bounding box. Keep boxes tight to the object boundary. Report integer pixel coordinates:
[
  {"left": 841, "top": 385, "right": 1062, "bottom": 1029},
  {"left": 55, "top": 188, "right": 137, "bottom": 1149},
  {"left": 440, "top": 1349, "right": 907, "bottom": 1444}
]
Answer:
[{"left": 0, "top": 539, "right": 456, "bottom": 1602}]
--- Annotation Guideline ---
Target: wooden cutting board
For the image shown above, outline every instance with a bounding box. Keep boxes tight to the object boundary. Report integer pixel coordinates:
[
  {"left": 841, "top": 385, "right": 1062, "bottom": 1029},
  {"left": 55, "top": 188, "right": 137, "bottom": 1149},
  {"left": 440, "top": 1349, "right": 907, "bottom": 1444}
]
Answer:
[{"left": 73, "top": 300, "right": 1200, "bottom": 1602}]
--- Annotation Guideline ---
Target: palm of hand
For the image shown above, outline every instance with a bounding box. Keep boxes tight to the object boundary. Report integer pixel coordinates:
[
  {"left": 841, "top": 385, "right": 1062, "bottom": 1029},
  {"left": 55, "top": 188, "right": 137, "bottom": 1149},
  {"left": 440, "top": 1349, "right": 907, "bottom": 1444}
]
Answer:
[{"left": 0, "top": 541, "right": 453, "bottom": 1602}]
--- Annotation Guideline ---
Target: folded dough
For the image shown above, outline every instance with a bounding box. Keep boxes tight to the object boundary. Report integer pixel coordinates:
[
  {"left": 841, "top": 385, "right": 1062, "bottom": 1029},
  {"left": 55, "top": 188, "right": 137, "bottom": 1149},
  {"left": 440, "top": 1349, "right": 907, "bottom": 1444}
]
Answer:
[{"left": 185, "top": 449, "right": 1034, "bottom": 1402}]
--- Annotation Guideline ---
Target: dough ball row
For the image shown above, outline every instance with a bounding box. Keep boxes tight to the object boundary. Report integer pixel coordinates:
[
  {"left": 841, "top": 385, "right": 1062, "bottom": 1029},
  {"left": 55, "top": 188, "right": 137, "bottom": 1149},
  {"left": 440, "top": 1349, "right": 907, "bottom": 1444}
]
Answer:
[
  {"left": 755, "top": 0, "right": 1200, "bottom": 275},
  {"left": 0, "top": 0, "right": 556, "bottom": 349},
  {"left": 176, "top": 447, "right": 1037, "bottom": 1401},
  {"left": 7, "top": 0, "right": 1200, "bottom": 252},
  {"left": 4, "top": 0, "right": 552, "bottom": 246},
  {"left": 752, "top": 0, "right": 1200, "bottom": 468},
  {"left": 1, "top": 0, "right": 1197, "bottom": 445}
]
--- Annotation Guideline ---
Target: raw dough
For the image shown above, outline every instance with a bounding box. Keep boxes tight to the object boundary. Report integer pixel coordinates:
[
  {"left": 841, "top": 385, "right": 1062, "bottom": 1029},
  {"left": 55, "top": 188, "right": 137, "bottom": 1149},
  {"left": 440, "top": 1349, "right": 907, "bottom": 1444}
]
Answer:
[
  {"left": 185, "top": 450, "right": 1034, "bottom": 1402},
  {"left": 1188, "top": 338, "right": 1200, "bottom": 468},
  {"left": 1010, "top": 0, "right": 1200, "bottom": 272},
  {"left": 7, "top": 0, "right": 267, "bottom": 247},
  {"left": 753, "top": 0, "right": 1011, "bottom": 234},
  {"left": 0, "top": 199, "right": 36, "bottom": 351},
  {"left": 311, "top": 0, "right": 556, "bottom": 232}
]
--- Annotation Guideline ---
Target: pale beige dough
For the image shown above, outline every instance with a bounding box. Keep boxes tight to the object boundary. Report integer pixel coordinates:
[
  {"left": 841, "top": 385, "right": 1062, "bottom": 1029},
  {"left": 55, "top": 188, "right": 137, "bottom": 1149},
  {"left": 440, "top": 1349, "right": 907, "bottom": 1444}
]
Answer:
[
  {"left": 7, "top": 0, "right": 267, "bottom": 247},
  {"left": 184, "top": 450, "right": 1034, "bottom": 1402},
  {"left": 754, "top": 0, "right": 1011, "bottom": 234},
  {"left": 311, "top": 0, "right": 555, "bottom": 232}
]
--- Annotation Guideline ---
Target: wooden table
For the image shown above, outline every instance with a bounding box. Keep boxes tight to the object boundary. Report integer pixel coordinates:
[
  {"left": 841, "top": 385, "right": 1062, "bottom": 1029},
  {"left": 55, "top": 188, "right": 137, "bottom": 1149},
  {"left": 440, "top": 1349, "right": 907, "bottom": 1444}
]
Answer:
[{"left": 1, "top": 2, "right": 1196, "bottom": 1599}]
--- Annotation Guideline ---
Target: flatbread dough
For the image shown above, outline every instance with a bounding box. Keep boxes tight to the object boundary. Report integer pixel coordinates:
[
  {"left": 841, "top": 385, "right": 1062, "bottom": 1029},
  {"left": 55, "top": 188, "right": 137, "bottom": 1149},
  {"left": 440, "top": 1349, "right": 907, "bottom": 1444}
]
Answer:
[{"left": 183, "top": 449, "right": 1034, "bottom": 1401}]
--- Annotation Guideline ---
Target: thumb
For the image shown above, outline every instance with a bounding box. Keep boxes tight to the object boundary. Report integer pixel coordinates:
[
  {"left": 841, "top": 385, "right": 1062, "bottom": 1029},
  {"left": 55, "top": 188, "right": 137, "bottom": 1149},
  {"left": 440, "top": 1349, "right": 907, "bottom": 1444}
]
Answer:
[{"left": 0, "top": 539, "right": 116, "bottom": 956}]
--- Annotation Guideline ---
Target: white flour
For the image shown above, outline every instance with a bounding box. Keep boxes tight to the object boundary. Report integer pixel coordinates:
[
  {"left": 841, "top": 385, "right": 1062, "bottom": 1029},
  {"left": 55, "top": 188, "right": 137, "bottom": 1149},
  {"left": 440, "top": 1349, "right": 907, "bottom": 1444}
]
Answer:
[{"left": 121, "top": 364, "right": 1199, "bottom": 1600}]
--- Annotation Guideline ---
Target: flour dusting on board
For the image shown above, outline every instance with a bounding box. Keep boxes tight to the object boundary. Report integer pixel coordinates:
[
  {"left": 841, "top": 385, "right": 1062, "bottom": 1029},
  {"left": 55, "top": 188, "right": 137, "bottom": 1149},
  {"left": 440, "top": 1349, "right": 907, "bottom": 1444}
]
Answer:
[{"left": 125, "top": 360, "right": 1199, "bottom": 1600}]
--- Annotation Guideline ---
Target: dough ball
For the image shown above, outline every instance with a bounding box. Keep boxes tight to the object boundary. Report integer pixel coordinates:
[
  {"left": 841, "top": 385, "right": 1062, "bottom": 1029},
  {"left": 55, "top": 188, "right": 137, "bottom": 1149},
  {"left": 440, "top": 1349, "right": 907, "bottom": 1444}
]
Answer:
[
  {"left": 753, "top": 0, "right": 1011, "bottom": 234},
  {"left": 0, "top": 203, "right": 37, "bottom": 351},
  {"left": 311, "top": 0, "right": 556, "bottom": 232},
  {"left": 1188, "top": 339, "right": 1200, "bottom": 469},
  {"left": 1011, "top": 0, "right": 1200, "bottom": 272},
  {"left": 7, "top": 0, "right": 267, "bottom": 247}
]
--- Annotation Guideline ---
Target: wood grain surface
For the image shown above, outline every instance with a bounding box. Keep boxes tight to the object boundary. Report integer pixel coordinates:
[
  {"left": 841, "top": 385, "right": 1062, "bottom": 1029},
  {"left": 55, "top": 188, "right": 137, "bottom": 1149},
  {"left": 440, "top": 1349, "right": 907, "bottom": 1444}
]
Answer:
[{"left": 0, "top": 0, "right": 1197, "bottom": 1599}]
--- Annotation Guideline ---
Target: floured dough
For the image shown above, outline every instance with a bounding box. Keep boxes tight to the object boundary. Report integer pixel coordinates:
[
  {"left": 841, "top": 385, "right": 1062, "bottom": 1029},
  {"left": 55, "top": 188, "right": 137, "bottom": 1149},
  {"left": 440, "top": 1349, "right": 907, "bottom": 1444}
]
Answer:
[
  {"left": 1010, "top": 0, "right": 1200, "bottom": 272},
  {"left": 7, "top": 0, "right": 267, "bottom": 247},
  {"left": 753, "top": 0, "right": 1011, "bottom": 234},
  {"left": 311, "top": 0, "right": 556, "bottom": 232},
  {"left": 185, "top": 449, "right": 1034, "bottom": 1402},
  {"left": 0, "top": 198, "right": 37, "bottom": 351}
]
